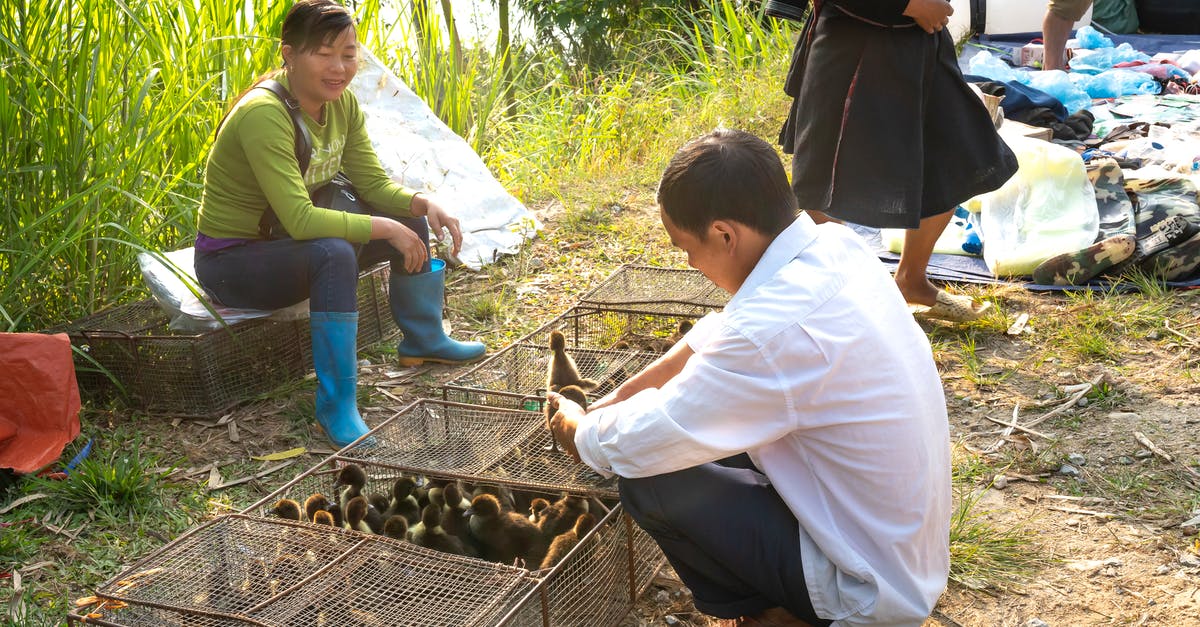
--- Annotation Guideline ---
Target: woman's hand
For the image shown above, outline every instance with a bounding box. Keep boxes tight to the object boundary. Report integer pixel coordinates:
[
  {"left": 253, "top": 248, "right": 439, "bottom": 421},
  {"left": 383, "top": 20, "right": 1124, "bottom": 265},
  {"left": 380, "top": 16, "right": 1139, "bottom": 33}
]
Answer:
[
  {"left": 371, "top": 216, "right": 427, "bottom": 273},
  {"left": 413, "top": 193, "right": 464, "bottom": 257},
  {"left": 903, "top": 0, "right": 953, "bottom": 34}
]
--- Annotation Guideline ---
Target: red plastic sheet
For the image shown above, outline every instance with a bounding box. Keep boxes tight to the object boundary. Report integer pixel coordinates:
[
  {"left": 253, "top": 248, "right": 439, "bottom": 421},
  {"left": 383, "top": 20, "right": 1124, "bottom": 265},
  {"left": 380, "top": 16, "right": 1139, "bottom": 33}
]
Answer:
[{"left": 0, "top": 333, "right": 82, "bottom": 473}]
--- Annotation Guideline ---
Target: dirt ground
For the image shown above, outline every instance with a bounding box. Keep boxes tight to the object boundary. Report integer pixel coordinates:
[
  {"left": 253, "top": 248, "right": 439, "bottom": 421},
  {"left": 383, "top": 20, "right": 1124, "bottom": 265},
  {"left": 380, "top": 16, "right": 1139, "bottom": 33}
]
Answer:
[{"left": 64, "top": 200, "right": 1200, "bottom": 627}]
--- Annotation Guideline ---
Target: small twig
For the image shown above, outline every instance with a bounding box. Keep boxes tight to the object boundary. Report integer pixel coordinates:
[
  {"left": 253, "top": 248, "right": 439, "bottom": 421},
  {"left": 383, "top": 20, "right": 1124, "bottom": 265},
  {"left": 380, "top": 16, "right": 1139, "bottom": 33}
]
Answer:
[
  {"left": 1134, "top": 431, "right": 1174, "bottom": 462},
  {"left": 982, "top": 414, "right": 1054, "bottom": 440},
  {"left": 209, "top": 460, "right": 296, "bottom": 491},
  {"left": 375, "top": 387, "right": 405, "bottom": 404},
  {"left": 1163, "top": 319, "right": 1198, "bottom": 347},
  {"left": 1023, "top": 375, "right": 1103, "bottom": 429},
  {"left": 1046, "top": 505, "right": 1116, "bottom": 519},
  {"left": 0, "top": 494, "right": 48, "bottom": 516}
]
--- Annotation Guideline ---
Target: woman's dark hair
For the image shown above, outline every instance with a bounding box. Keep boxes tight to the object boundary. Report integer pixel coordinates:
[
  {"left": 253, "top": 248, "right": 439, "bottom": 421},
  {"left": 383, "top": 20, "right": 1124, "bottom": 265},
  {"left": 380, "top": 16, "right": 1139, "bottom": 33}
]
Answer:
[
  {"left": 281, "top": 0, "right": 356, "bottom": 57},
  {"left": 656, "top": 128, "right": 798, "bottom": 239},
  {"left": 221, "top": 1, "right": 355, "bottom": 117}
]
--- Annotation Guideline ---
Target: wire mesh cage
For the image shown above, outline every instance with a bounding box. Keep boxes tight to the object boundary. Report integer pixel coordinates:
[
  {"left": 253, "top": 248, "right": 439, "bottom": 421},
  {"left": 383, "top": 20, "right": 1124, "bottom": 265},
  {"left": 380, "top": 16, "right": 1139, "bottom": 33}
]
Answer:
[
  {"left": 575, "top": 264, "right": 727, "bottom": 316},
  {"left": 46, "top": 262, "right": 397, "bottom": 417},
  {"left": 239, "top": 463, "right": 661, "bottom": 626},
  {"left": 444, "top": 306, "right": 700, "bottom": 409},
  {"left": 250, "top": 399, "right": 620, "bottom": 505},
  {"left": 67, "top": 513, "right": 535, "bottom": 627}
]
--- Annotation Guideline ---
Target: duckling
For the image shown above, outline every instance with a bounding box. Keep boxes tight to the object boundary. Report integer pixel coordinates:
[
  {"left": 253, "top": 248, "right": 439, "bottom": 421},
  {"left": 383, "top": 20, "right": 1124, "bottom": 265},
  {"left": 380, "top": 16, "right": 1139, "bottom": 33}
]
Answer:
[
  {"left": 382, "top": 515, "right": 409, "bottom": 541},
  {"left": 528, "top": 497, "right": 551, "bottom": 524},
  {"left": 383, "top": 476, "right": 421, "bottom": 525},
  {"left": 441, "top": 483, "right": 472, "bottom": 540},
  {"left": 326, "top": 502, "right": 344, "bottom": 528},
  {"left": 467, "top": 493, "right": 547, "bottom": 567},
  {"left": 545, "top": 384, "right": 589, "bottom": 453},
  {"left": 411, "top": 504, "right": 467, "bottom": 556},
  {"left": 303, "top": 493, "right": 332, "bottom": 523},
  {"left": 540, "top": 512, "right": 597, "bottom": 570},
  {"left": 344, "top": 496, "right": 377, "bottom": 535},
  {"left": 312, "top": 510, "right": 336, "bottom": 526},
  {"left": 368, "top": 493, "right": 390, "bottom": 515},
  {"left": 270, "top": 498, "right": 302, "bottom": 521},
  {"left": 537, "top": 493, "right": 590, "bottom": 541},
  {"left": 427, "top": 482, "right": 447, "bottom": 515},
  {"left": 547, "top": 330, "right": 598, "bottom": 393},
  {"left": 333, "top": 463, "right": 369, "bottom": 512},
  {"left": 467, "top": 482, "right": 517, "bottom": 512}
]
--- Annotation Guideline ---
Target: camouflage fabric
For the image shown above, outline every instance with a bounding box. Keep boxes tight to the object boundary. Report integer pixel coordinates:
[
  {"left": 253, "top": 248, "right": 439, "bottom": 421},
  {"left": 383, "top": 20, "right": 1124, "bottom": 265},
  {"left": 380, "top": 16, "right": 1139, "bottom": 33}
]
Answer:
[
  {"left": 1107, "top": 178, "right": 1200, "bottom": 280},
  {"left": 1088, "top": 158, "right": 1136, "bottom": 239},
  {"left": 1032, "top": 234, "right": 1137, "bottom": 286},
  {"left": 1138, "top": 222, "right": 1200, "bottom": 281}
]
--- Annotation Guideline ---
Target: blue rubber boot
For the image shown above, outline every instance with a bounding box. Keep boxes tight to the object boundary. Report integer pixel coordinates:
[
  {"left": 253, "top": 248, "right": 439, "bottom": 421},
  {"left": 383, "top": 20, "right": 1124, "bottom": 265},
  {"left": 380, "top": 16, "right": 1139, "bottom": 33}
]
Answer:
[
  {"left": 389, "top": 259, "right": 486, "bottom": 366},
  {"left": 310, "top": 311, "right": 371, "bottom": 447}
]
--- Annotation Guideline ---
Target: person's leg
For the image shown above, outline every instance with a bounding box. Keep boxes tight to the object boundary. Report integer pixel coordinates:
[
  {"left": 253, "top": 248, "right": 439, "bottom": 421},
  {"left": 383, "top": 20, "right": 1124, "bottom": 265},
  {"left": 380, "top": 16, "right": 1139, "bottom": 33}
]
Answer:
[
  {"left": 195, "top": 237, "right": 358, "bottom": 312},
  {"left": 196, "top": 238, "right": 369, "bottom": 447},
  {"left": 1041, "top": 10, "right": 1074, "bottom": 71},
  {"left": 619, "top": 459, "right": 830, "bottom": 625},
  {"left": 894, "top": 209, "right": 954, "bottom": 307},
  {"left": 364, "top": 215, "right": 486, "bottom": 365}
]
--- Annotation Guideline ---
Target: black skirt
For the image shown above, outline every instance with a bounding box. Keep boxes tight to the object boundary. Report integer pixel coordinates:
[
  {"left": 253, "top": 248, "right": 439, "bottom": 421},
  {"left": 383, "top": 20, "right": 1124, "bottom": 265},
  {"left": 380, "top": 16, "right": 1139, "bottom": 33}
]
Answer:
[{"left": 779, "top": 5, "right": 1018, "bottom": 229}]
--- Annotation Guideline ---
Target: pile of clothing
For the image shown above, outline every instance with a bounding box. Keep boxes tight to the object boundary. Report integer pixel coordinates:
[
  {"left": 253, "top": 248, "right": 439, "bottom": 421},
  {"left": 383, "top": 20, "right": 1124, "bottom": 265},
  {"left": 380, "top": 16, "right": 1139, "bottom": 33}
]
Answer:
[{"left": 954, "top": 27, "right": 1200, "bottom": 286}]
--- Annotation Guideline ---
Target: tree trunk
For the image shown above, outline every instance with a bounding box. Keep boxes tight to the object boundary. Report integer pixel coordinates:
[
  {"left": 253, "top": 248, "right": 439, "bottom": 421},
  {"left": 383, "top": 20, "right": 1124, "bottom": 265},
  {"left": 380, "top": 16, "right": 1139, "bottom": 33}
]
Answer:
[{"left": 498, "top": 0, "right": 512, "bottom": 107}]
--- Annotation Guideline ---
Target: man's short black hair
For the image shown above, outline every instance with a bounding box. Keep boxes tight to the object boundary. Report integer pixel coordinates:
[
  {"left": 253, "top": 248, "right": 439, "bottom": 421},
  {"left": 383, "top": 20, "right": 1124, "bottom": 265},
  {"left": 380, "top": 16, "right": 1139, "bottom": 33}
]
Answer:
[{"left": 656, "top": 129, "right": 798, "bottom": 239}]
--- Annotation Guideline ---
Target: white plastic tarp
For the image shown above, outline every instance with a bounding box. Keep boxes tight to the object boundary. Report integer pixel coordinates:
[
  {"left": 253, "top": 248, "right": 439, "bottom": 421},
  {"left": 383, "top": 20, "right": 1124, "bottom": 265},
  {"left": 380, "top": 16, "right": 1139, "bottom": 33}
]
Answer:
[{"left": 353, "top": 47, "right": 539, "bottom": 269}]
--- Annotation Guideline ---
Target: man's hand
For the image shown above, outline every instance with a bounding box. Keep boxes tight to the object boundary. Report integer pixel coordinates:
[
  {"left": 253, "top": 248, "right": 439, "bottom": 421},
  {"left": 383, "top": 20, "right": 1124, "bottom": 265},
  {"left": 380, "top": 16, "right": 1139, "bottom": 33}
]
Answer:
[
  {"left": 546, "top": 390, "right": 584, "bottom": 463},
  {"left": 903, "top": 0, "right": 953, "bottom": 34}
]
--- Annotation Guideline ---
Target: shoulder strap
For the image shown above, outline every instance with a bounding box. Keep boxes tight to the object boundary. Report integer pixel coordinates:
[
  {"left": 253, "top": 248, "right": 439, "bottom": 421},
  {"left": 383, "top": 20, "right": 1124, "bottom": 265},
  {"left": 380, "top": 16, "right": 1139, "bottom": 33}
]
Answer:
[{"left": 256, "top": 79, "right": 313, "bottom": 176}]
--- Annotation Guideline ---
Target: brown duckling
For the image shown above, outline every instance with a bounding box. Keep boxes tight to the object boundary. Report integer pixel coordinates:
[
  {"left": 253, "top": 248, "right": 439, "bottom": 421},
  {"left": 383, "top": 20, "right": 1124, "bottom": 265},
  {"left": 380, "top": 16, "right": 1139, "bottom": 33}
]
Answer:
[
  {"left": 384, "top": 476, "right": 421, "bottom": 525},
  {"left": 411, "top": 504, "right": 466, "bottom": 556},
  {"left": 333, "top": 463, "right": 369, "bottom": 512},
  {"left": 312, "top": 510, "right": 336, "bottom": 526},
  {"left": 468, "top": 493, "right": 547, "bottom": 567},
  {"left": 344, "top": 495, "right": 380, "bottom": 535},
  {"left": 271, "top": 498, "right": 302, "bottom": 521},
  {"left": 540, "top": 512, "right": 597, "bottom": 570},
  {"left": 382, "top": 514, "right": 409, "bottom": 541},
  {"left": 528, "top": 497, "right": 551, "bottom": 524},
  {"left": 303, "top": 493, "right": 332, "bottom": 523},
  {"left": 537, "top": 493, "right": 590, "bottom": 541},
  {"left": 547, "top": 330, "right": 598, "bottom": 392}
]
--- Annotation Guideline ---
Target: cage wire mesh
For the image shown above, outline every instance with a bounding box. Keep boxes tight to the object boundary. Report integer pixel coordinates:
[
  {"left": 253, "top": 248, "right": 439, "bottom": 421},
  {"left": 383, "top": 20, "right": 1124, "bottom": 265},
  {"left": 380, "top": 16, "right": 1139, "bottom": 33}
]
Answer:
[
  {"left": 239, "top": 451, "right": 663, "bottom": 627},
  {"left": 69, "top": 514, "right": 534, "bottom": 627},
  {"left": 445, "top": 306, "right": 701, "bottom": 410},
  {"left": 46, "top": 263, "right": 396, "bottom": 417},
  {"left": 575, "top": 264, "right": 727, "bottom": 316}
]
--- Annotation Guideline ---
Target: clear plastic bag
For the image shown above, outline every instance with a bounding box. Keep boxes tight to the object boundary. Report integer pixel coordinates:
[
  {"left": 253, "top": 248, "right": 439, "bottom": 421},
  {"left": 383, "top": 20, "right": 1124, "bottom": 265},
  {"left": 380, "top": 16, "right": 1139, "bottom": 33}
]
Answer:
[
  {"left": 1075, "top": 25, "right": 1114, "bottom": 50},
  {"left": 972, "top": 135, "right": 1100, "bottom": 277},
  {"left": 138, "top": 248, "right": 309, "bottom": 332},
  {"left": 1068, "top": 43, "right": 1150, "bottom": 73}
]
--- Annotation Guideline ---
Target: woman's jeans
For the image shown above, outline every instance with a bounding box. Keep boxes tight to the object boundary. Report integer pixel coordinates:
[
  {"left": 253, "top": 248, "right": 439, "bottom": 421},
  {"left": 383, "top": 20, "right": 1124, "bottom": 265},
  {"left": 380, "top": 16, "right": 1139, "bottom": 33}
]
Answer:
[{"left": 195, "top": 216, "right": 429, "bottom": 313}]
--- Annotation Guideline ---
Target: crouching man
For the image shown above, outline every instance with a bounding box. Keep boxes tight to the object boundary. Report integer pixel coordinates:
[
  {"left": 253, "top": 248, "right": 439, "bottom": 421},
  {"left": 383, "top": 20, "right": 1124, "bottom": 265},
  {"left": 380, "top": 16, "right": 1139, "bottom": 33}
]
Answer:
[{"left": 548, "top": 129, "right": 952, "bottom": 626}]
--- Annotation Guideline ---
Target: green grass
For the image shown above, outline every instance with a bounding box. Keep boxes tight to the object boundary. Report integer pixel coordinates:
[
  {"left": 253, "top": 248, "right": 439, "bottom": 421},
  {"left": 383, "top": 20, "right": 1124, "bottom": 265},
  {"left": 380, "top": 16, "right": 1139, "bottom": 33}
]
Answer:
[{"left": 948, "top": 486, "right": 1050, "bottom": 590}]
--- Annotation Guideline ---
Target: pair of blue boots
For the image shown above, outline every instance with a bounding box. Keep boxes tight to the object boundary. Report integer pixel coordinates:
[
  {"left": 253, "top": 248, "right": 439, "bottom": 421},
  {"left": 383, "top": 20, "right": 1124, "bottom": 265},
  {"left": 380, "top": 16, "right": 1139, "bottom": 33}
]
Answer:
[{"left": 310, "top": 260, "right": 484, "bottom": 447}]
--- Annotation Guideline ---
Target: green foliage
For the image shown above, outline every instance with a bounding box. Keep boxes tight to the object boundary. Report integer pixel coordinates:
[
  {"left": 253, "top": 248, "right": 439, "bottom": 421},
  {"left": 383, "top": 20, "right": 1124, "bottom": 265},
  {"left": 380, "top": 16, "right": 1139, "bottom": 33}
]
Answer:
[
  {"left": 0, "top": 0, "right": 284, "bottom": 331},
  {"left": 26, "top": 441, "right": 168, "bottom": 519},
  {"left": 949, "top": 487, "right": 1049, "bottom": 590}
]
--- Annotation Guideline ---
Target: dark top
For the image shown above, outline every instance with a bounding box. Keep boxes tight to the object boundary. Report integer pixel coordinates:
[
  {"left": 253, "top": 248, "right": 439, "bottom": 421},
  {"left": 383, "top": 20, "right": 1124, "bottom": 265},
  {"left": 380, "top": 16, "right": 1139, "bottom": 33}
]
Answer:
[{"left": 780, "top": 0, "right": 1019, "bottom": 228}]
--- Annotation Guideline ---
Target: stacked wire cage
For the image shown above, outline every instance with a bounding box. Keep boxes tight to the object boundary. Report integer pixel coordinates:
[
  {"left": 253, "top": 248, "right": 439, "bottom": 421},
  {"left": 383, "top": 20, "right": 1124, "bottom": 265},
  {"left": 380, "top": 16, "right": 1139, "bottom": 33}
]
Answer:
[
  {"left": 67, "top": 513, "right": 536, "bottom": 626},
  {"left": 68, "top": 264, "right": 723, "bottom": 626},
  {"left": 47, "top": 262, "right": 397, "bottom": 417},
  {"left": 68, "top": 400, "right": 663, "bottom": 627},
  {"left": 442, "top": 264, "right": 724, "bottom": 408}
]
